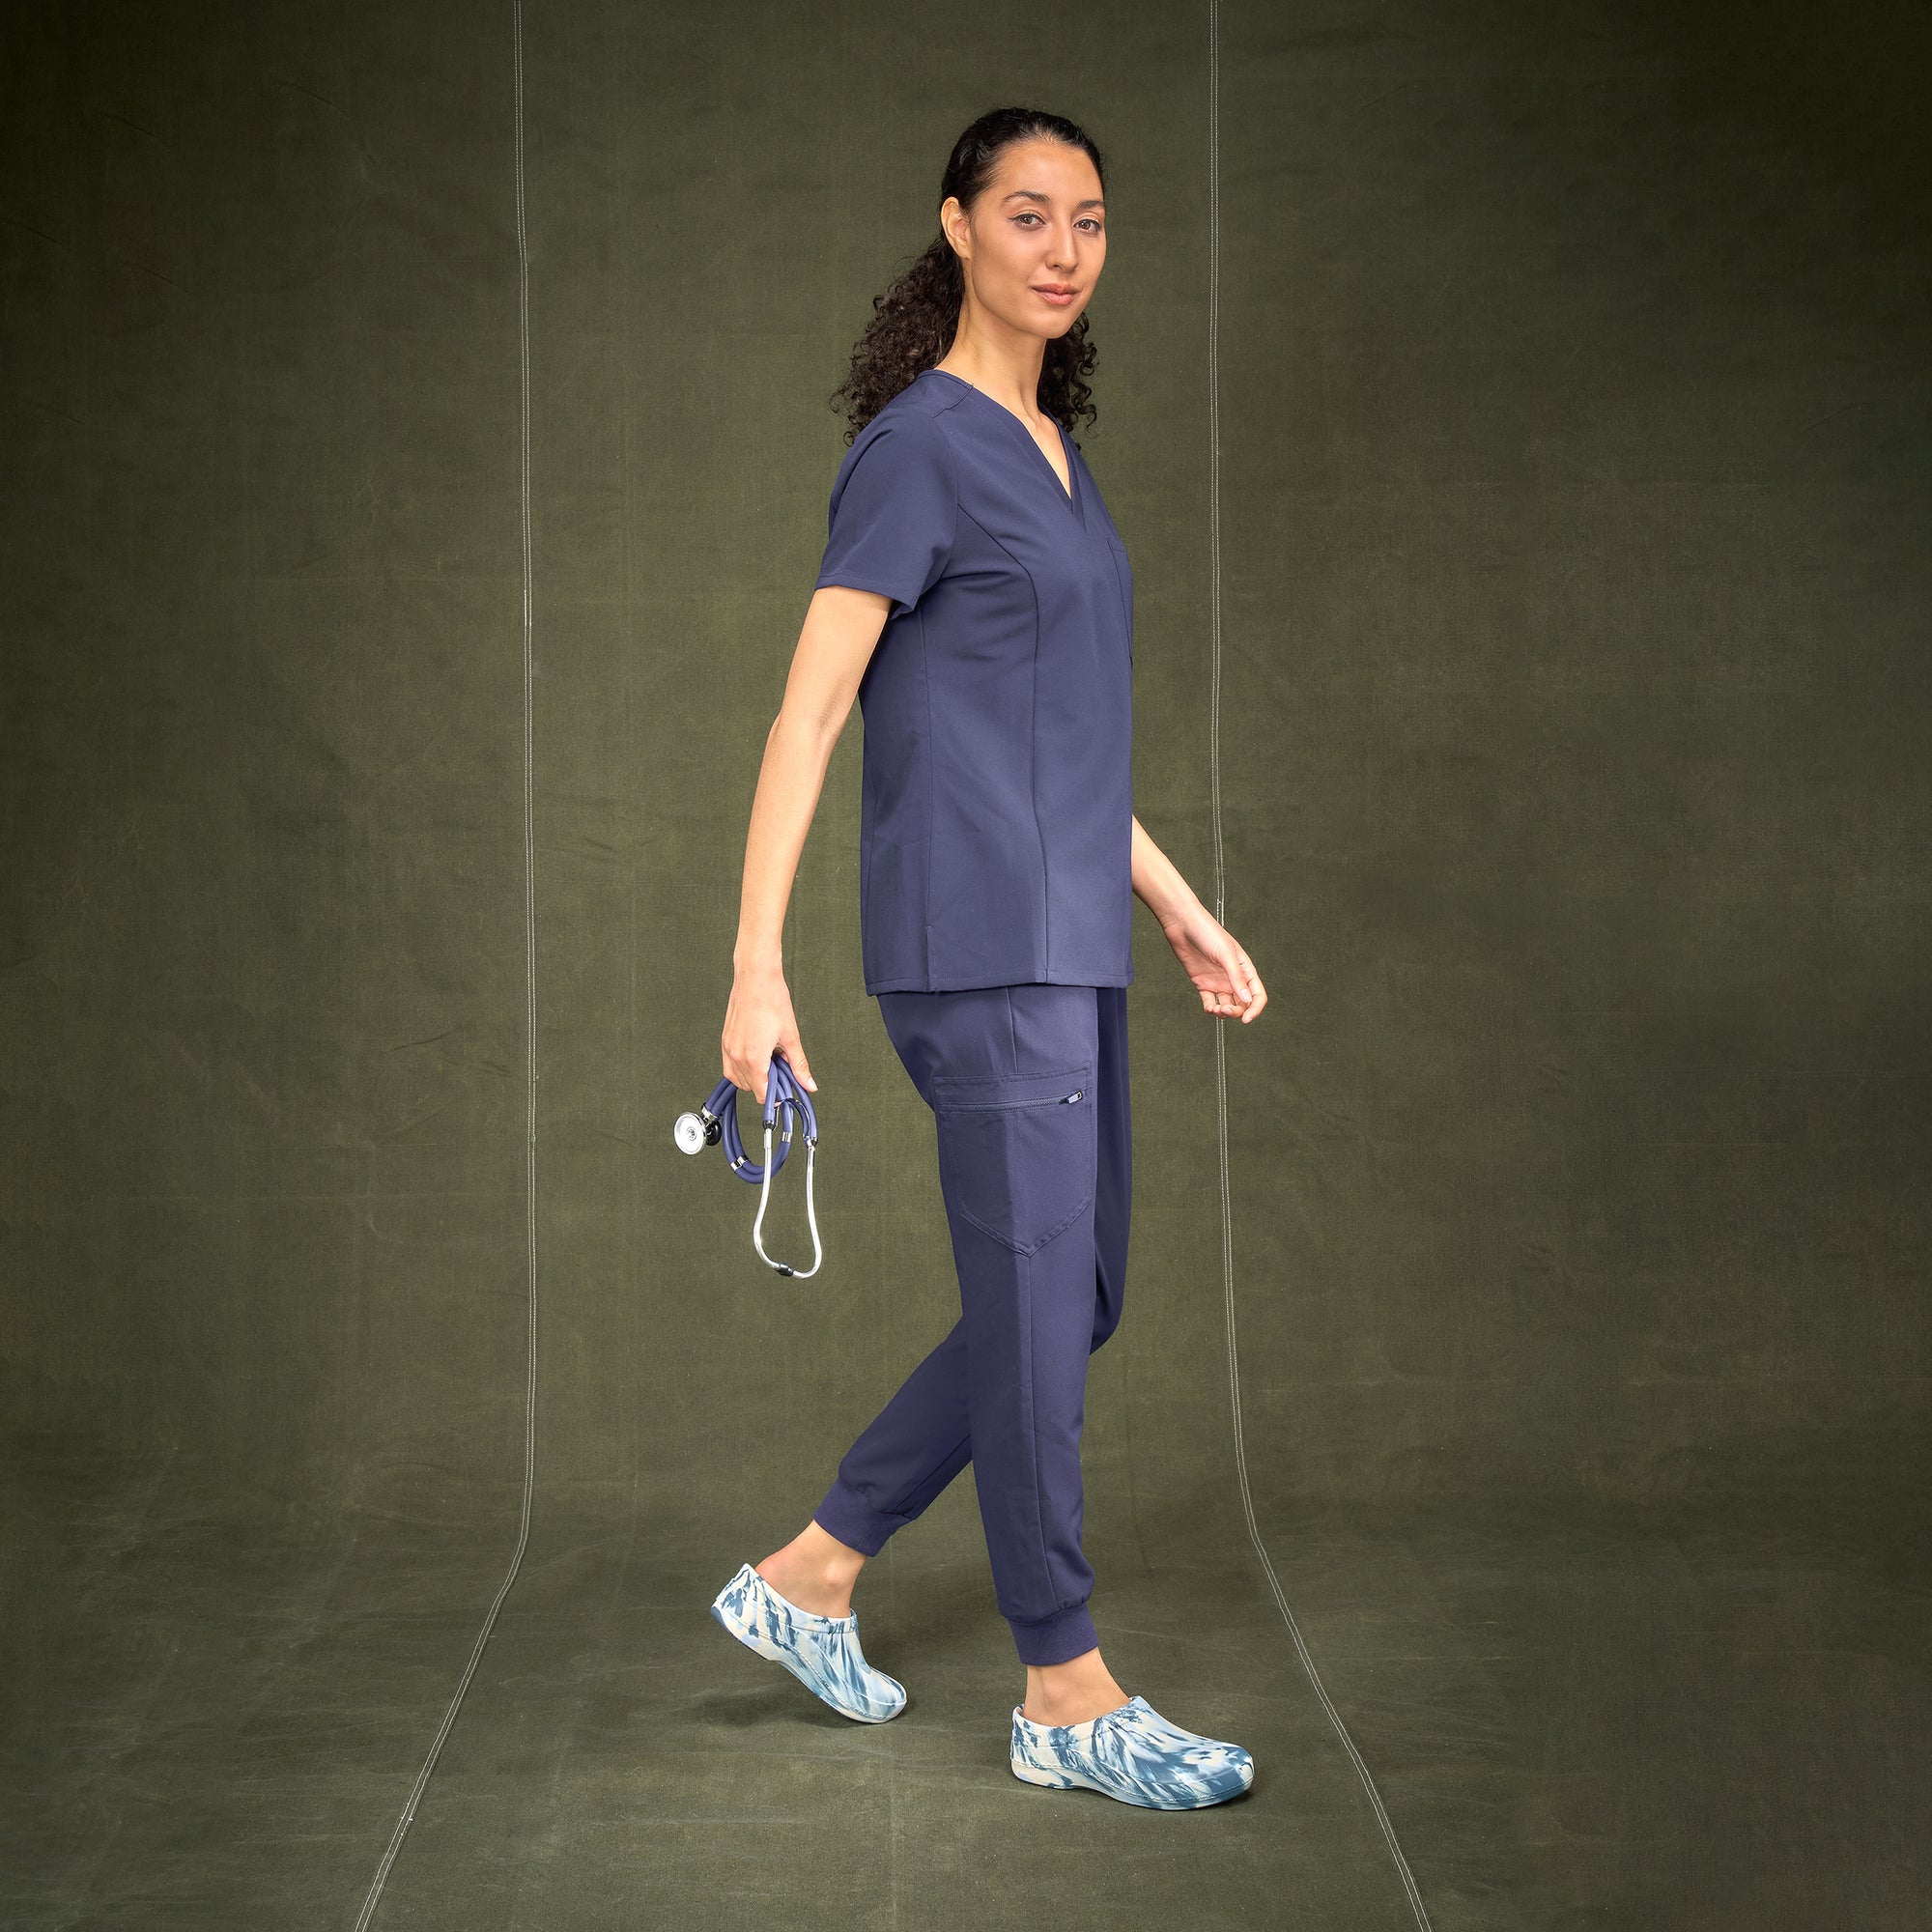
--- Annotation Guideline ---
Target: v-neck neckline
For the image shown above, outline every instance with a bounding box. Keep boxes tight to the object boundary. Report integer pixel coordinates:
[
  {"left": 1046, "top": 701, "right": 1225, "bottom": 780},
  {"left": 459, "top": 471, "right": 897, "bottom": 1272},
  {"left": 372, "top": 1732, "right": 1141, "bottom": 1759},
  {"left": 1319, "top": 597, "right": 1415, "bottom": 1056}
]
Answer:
[{"left": 927, "top": 368, "right": 1079, "bottom": 516}]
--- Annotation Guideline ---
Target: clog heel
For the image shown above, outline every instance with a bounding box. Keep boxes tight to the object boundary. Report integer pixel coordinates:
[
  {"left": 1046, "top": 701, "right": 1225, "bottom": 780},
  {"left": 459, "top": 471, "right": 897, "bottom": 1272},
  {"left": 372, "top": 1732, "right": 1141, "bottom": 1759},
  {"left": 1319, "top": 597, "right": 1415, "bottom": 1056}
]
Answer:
[{"left": 709, "top": 1561, "right": 906, "bottom": 1723}]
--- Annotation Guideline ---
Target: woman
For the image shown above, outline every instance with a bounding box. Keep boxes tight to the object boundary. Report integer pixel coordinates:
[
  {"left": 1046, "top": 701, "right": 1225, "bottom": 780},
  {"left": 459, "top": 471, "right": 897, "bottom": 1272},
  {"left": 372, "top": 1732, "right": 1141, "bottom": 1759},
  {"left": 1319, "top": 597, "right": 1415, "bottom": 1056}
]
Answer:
[{"left": 708, "top": 107, "right": 1267, "bottom": 1810}]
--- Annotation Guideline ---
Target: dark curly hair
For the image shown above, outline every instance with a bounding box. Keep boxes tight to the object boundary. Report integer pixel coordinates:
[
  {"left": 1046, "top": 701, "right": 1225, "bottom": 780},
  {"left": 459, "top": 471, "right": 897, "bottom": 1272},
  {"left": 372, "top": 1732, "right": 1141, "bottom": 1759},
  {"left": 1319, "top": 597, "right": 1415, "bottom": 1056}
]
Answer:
[{"left": 830, "top": 106, "right": 1107, "bottom": 444}]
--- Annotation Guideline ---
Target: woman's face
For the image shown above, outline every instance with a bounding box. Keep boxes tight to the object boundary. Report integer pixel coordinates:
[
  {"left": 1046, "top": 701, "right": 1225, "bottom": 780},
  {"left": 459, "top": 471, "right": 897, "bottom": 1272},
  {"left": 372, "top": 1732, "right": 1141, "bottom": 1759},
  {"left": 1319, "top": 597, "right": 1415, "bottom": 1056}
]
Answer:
[{"left": 943, "top": 137, "right": 1107, "bottom": 341}]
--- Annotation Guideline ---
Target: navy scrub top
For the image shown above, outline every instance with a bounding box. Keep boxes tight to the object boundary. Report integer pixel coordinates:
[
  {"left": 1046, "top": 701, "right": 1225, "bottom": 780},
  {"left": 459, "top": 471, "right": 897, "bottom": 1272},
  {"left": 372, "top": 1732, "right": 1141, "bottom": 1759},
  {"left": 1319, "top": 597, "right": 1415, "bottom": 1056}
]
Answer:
[{"left": 814, "top": 367, "right": 1136, "bottom": 996}]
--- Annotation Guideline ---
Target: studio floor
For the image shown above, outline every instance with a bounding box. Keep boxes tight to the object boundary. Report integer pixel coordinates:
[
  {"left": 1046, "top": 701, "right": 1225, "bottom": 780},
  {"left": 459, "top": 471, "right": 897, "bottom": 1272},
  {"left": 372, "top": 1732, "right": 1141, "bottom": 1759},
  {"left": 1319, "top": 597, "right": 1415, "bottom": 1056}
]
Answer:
[{"left": 5, "top": 1448, "right": 1923, "bottom": 1929}]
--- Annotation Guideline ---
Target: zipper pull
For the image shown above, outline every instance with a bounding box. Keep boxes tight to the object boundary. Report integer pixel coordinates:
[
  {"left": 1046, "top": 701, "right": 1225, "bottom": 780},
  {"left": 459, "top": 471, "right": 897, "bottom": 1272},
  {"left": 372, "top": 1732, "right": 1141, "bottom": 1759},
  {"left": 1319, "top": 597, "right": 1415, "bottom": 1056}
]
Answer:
[{"left": 1062, "top": 1090, "right": 1083, "bottom": 1103}]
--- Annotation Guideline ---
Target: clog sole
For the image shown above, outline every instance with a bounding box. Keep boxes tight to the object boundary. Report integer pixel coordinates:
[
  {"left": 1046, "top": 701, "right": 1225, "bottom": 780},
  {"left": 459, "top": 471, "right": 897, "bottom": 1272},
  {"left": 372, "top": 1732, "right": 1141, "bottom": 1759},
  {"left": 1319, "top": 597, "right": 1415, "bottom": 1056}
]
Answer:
[{"left": 1009, "top": 1753, "right": 1252, "bottom": 1807}]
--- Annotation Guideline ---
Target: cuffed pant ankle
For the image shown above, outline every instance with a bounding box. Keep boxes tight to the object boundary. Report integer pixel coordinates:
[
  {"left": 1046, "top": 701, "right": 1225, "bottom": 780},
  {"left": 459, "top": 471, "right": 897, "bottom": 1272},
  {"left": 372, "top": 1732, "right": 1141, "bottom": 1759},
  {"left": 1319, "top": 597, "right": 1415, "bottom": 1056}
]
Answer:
[{"left": 811, "top": 982, "right": 1130, "bottom": 1669}]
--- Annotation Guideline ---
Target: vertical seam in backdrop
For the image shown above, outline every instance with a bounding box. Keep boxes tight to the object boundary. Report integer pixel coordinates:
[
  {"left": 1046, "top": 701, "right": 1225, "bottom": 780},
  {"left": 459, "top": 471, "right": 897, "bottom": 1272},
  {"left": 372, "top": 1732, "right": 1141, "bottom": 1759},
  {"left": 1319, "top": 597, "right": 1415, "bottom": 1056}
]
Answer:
[
  {"left": 1207, "top": 5, "right": 1435, "bottom": 1923},
  {"left": 352, "top": 3, "right": 539, "bottom": 1922}
]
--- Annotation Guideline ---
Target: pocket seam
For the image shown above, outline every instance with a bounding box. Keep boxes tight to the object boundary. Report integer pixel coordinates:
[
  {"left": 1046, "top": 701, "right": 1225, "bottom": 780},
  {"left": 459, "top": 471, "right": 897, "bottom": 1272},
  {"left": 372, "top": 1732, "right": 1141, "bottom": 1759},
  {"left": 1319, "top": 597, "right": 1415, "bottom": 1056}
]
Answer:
[{"left": 953, "top": 1188, "right": 1095, "bottom": 1258}]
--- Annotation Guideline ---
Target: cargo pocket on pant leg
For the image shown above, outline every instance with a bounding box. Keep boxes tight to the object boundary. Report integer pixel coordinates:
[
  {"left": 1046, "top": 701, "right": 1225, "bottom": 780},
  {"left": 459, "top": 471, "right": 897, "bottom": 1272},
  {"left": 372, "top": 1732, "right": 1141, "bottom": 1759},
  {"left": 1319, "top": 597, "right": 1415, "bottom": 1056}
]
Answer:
[{"left": 930, "top": 1063, "right": 1096, "bottom": 1257}]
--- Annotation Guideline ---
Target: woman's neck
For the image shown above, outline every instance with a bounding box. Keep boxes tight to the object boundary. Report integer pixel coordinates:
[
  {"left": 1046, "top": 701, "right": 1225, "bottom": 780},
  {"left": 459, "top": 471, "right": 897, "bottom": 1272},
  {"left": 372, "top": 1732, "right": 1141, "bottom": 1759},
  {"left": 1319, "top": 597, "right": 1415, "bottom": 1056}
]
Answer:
[{"left": 934, "top": 314, "right": 1049, "bottom": 427}]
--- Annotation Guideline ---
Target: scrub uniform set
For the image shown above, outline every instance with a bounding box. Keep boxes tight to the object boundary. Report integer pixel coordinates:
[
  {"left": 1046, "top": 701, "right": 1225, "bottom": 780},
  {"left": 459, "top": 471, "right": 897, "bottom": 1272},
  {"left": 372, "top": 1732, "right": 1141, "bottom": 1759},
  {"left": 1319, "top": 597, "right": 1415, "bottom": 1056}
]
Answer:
[
  {"left": 805, "top": 368, "right": 1137, "bottom": 1669},
  {"left": 708, "top": 366, "right": 1257, "bottom": 1808}
]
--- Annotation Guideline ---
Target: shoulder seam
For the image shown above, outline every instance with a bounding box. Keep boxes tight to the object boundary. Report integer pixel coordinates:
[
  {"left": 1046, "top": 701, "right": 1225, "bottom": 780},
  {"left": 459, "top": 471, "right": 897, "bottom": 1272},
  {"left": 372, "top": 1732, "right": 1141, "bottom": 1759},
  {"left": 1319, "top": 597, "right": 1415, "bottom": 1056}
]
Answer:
[
  {"left": 929, "top": 410, "right": 962, "bottom": 564},
  {"left": 875, "top": 372, "right": 969, "bottom": 426}
]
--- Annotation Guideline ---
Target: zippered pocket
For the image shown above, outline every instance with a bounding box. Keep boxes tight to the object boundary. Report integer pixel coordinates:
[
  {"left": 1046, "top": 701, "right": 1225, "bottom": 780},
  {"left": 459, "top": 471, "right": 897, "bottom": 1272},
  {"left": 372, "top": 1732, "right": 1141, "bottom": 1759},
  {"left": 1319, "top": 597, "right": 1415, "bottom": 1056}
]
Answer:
[
  {"left": 944, "top": 1087, "right": 1084, "bottom": 1110},
  {"left": 930, "top": 1064, "right": 1095, "bottom": 1257},
  {"left": 930, "top": 1063, "right": 1091, "bottom": 1111}
]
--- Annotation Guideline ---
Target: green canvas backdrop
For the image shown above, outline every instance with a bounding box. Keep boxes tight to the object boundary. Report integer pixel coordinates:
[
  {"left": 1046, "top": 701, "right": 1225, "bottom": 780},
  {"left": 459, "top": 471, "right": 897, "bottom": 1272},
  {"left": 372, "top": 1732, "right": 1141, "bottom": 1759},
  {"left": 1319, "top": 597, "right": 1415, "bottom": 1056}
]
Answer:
[{"left": 3, "top": 2, "right": 1926, "bottom": 1927}]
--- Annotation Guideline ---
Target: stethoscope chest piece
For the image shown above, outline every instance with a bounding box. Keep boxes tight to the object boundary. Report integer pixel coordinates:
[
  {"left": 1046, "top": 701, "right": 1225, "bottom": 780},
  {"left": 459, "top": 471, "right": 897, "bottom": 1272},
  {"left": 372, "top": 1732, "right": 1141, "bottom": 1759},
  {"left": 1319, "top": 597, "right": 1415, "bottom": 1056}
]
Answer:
[{"left": 673, "top": 1051, "right": 822, "bottom": 1278}]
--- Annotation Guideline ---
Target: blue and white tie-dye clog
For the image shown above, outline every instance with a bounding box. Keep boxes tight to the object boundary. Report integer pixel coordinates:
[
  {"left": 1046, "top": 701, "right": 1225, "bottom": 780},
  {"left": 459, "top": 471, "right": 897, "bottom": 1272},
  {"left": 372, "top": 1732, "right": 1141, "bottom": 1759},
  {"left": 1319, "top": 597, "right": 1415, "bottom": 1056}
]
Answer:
[
  {"left": 709, "top": 1561, "right": 906, "bottom": 1724},
  {"left": 1010, "top": 1694, "right": 1255, "bottom": 1807}
]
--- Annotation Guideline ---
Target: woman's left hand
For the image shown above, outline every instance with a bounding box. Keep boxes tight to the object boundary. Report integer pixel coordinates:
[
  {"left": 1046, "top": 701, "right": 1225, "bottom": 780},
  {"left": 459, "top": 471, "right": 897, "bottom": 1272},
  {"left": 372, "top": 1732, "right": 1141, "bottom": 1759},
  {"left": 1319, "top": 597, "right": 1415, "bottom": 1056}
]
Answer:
[{"left": 1161, "top": 902, "right": 1267, "bottom": 1022}]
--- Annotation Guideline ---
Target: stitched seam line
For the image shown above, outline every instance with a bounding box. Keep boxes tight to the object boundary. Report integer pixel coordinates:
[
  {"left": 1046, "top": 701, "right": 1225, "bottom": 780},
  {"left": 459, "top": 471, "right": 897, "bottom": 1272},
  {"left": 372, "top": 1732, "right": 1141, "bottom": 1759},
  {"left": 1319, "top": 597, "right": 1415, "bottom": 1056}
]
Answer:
[
  {"left": 955, "top": 501, "right": 1050, "bottom": 981},
  {"left": 911, "top": 412, "right": 963, "bottom": 989},
  {"left": 933, "top": 1061, "right": 1093, "bottom": 1093},
  {"left": 1021, "top": 1246, "right": 1057, "bottom": 1620},
  {"left": 877, "top": 1429, "right": 976, "bottom": 1518},
  {"left": 953, "top": 1190, "right": 1094, "bottom": 1257}
]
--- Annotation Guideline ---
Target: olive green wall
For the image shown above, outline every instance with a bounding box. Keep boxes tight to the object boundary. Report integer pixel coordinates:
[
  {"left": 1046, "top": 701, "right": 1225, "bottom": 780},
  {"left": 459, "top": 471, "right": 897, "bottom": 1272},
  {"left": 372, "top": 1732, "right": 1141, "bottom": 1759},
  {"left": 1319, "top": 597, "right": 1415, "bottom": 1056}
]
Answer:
[
  {"left": 5, "top": 0, "right": 1926, "bottom": 1646},
  {"left": 4, "top": 3, "right": 536, "bottom": 1527},
  {"left": 1218, "top": 5, "right": 1932, "bottom": 1516}
]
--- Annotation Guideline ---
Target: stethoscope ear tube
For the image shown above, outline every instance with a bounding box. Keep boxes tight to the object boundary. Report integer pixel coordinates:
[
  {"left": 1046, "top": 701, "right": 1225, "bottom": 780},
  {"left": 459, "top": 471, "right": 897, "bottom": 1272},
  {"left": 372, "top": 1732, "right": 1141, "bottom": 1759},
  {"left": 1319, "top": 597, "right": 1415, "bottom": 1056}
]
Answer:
[{"left": 672, "top": 1049, "right": 822, "bottom": 1278}]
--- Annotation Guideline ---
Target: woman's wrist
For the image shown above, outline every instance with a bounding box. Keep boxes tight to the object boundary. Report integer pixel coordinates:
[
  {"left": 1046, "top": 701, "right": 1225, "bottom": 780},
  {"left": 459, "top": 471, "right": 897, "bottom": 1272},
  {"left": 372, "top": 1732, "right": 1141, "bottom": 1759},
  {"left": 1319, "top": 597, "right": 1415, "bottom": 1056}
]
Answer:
[
  {"left": 733, "top": 943, "right": 784, "bottom": 982},
  {"left": 1139, "top": 877, "right": 1206, "bottom": 934},
  {"left": 1130, "top": 816, "right": 1209, "bottom": 935}
]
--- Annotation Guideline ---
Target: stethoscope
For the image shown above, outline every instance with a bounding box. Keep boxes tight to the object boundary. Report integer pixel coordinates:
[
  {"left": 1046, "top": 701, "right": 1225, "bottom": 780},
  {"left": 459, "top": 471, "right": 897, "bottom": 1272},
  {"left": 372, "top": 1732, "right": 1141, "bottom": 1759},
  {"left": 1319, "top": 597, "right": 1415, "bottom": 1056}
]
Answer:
[{"left": 672, "top": 1049, "right": 822, "bottom": 1277}]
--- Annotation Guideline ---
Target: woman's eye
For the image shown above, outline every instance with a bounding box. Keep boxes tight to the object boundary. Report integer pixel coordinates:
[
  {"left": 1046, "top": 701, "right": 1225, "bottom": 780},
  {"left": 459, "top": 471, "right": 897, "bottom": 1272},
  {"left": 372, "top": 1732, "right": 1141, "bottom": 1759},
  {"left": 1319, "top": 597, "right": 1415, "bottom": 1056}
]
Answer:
[{"left": 1013, "top": 213, "right": 1104, "bottom": 234}]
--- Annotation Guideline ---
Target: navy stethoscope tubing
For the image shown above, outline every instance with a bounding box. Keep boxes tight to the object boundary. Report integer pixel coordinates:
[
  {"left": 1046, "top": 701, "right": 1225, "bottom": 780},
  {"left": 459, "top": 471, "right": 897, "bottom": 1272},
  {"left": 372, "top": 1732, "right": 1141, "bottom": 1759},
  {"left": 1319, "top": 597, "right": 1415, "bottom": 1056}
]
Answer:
[{"left": 673, "top": 1048, "right": 822, "bottom": 1277}]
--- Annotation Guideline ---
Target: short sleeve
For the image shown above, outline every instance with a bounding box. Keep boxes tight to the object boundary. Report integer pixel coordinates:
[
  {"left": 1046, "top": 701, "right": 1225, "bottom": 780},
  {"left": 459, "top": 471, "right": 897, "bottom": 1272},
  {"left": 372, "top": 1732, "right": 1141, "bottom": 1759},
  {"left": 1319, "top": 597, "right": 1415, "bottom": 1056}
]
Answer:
[{"left": 814, "top": 414, "right": 958, "bottom": 618}]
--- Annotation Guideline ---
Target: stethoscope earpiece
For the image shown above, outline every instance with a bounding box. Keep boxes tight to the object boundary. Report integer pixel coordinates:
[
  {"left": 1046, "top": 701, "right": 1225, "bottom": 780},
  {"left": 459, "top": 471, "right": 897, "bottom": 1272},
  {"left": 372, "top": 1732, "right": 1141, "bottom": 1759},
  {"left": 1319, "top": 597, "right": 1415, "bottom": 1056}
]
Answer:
[{"left": 673, "top": 1052, "right": 822, "bottom": 1278}]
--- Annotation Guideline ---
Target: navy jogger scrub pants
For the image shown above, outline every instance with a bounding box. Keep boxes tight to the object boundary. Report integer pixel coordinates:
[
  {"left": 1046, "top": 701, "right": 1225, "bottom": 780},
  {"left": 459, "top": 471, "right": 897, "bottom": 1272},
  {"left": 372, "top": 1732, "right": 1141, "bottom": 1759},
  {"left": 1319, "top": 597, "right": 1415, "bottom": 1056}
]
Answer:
[{"left": 810, "top": 982, "right": 1131, "bottom": 1667}]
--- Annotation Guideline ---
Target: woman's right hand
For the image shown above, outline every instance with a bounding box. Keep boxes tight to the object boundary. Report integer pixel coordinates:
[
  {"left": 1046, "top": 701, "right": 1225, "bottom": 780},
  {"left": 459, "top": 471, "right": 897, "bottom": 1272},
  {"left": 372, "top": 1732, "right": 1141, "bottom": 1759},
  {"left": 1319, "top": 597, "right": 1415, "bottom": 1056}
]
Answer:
[{"left": 721, "top": 960, "right": 818, "bottom": 1107}]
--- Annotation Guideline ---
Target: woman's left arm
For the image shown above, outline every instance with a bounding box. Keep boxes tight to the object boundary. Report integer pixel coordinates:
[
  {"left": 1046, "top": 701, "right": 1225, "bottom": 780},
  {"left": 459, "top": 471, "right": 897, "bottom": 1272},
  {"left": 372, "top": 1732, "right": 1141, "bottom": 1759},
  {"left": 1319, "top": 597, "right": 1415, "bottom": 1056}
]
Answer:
[{"left": 1130, "top": 815, "right": 1268, "bottom": 1022}]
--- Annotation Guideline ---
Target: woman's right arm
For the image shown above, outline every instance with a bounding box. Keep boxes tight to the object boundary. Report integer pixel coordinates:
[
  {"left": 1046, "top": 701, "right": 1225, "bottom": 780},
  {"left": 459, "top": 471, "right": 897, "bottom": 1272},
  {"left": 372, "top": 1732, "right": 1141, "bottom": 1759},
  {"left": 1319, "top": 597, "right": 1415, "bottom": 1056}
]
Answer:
[{"left": 722, "top": 583, "right": 894, "bottom": 1103}]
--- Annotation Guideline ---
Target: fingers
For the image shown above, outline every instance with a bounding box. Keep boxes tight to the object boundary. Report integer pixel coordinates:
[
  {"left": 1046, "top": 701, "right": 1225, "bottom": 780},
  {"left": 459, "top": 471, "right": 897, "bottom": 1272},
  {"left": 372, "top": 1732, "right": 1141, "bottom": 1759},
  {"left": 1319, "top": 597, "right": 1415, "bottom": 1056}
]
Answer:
[
  {"left": 780, "top": 1037, "right": 817, "bottom": 1092},
  {"left": 1198, "top": 950, "right": 1268, "bottom": 1022},
  {"left": 721, "top": 1051, "right": 768, "bottom": 1105},
  {"left": 1229, "top": 948, "right": 1265, "bottom": 1022},
  {"left": 725, "top": 1044, "right": 815, "bottom": 1104},
  {"left": 724, "top": 1011, "right": 815, "bottom": 1104},
  {"left": 1236, "top": 954, "right": 1266, "bottom": 1021}
]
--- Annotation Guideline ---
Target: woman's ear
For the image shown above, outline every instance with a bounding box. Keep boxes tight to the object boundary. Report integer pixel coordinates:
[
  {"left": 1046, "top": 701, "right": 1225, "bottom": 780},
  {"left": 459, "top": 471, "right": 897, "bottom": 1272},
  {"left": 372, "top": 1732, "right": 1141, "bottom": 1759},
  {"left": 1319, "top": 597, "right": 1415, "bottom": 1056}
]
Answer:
[{"left": 939, "top": 196, "right": 969, "bottom": 265}]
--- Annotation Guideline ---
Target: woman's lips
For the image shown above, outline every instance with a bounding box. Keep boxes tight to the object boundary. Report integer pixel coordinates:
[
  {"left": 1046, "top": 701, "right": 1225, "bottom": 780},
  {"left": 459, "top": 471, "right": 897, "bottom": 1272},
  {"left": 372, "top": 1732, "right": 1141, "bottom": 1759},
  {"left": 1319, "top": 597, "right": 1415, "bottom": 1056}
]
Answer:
[{"left": 1032, "top": 286, "right": 1077, "bottom": 306}]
